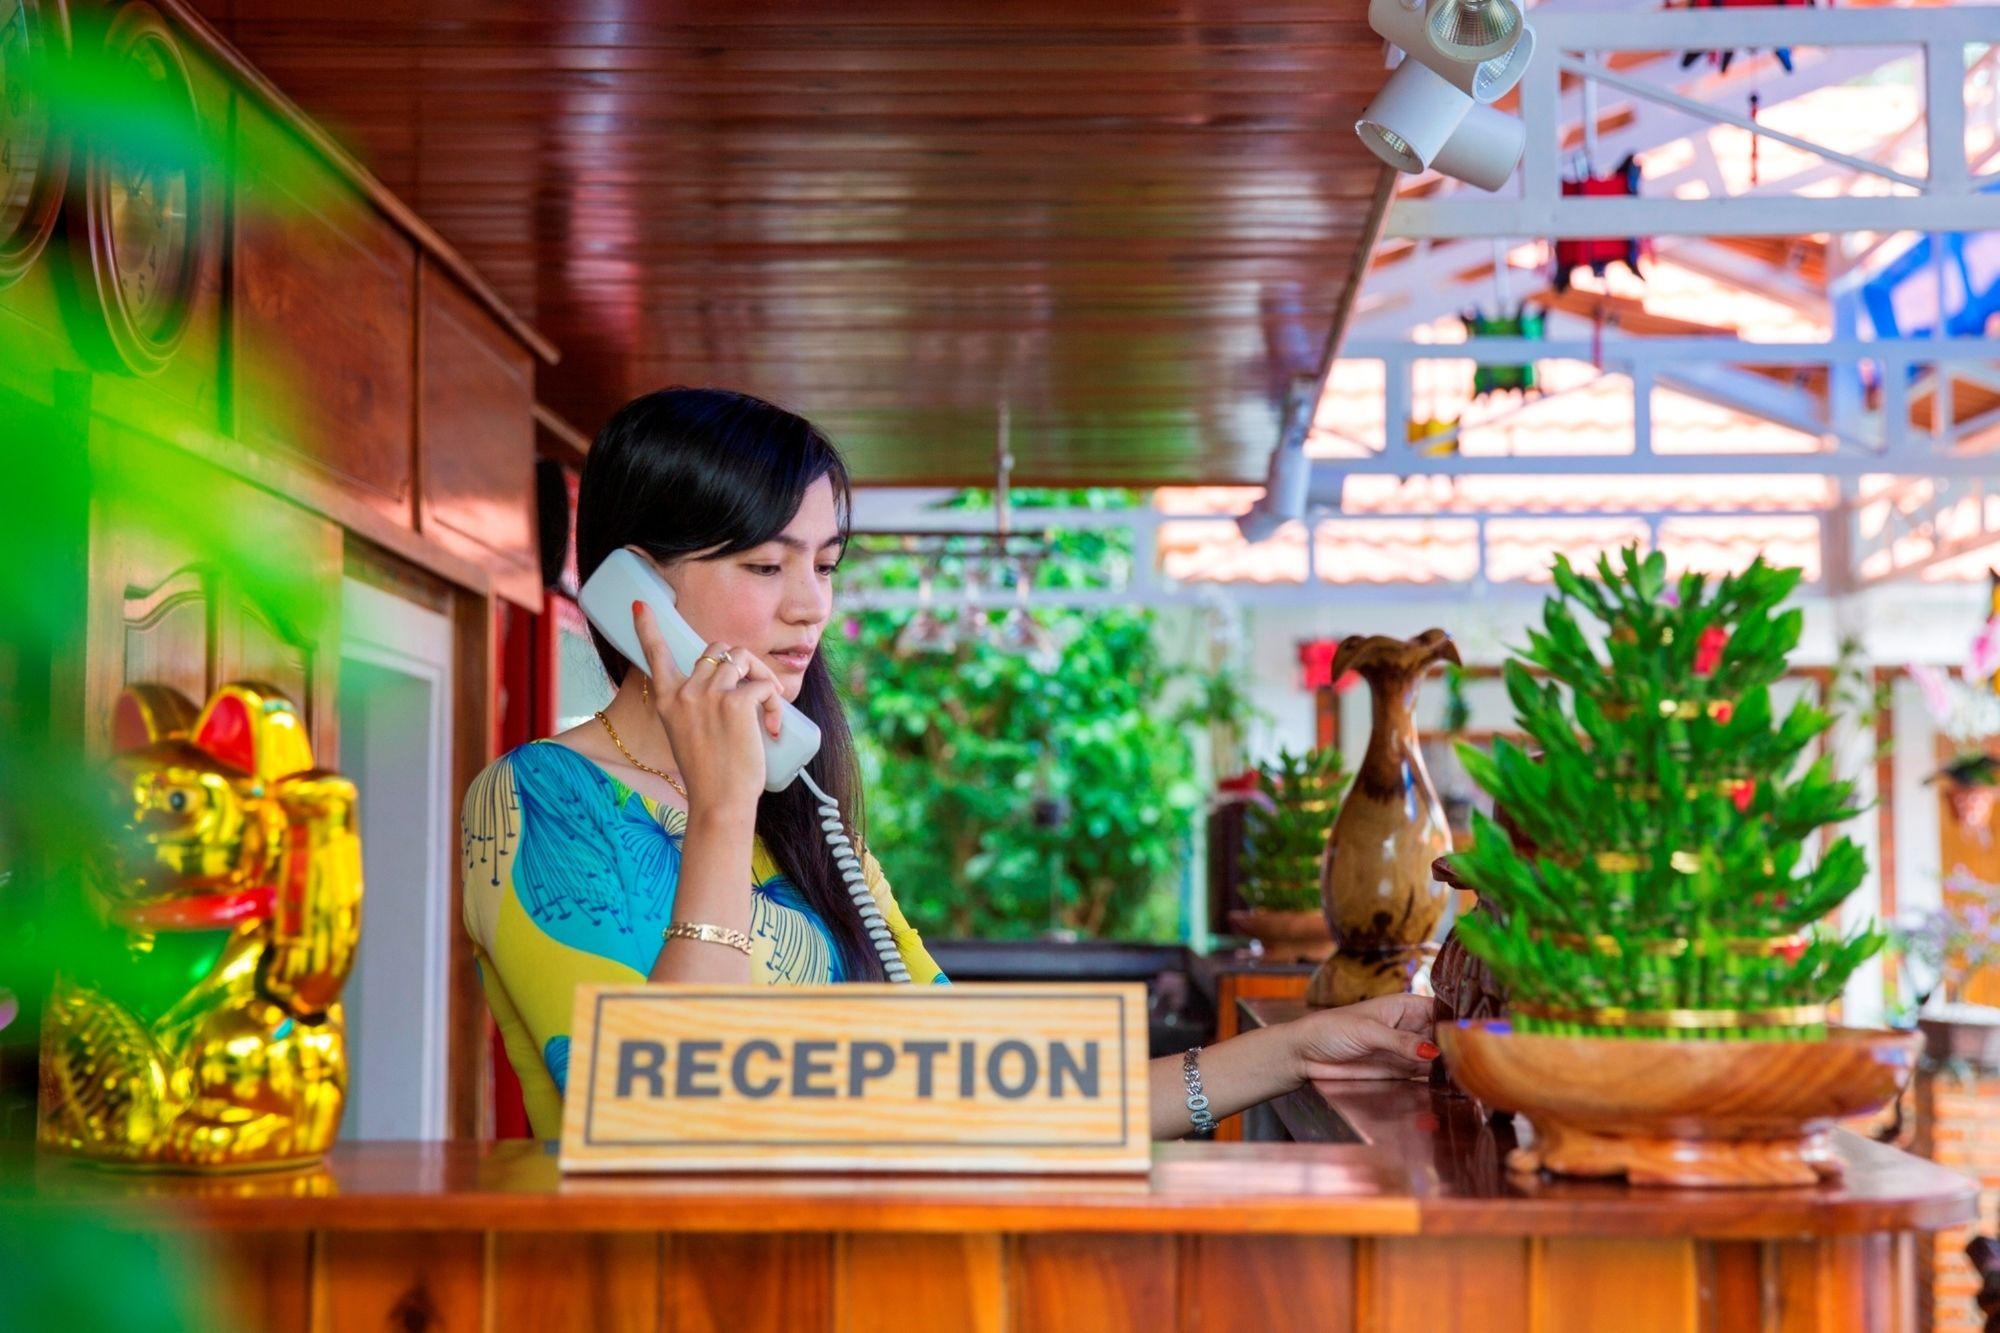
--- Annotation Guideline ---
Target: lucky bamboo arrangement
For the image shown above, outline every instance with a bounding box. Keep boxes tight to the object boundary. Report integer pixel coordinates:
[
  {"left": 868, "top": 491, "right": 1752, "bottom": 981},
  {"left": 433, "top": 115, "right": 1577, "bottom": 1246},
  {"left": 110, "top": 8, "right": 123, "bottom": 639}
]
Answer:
[
  {"left": 1448, "top": 547, "right": 1883, "bottom": 1039},
  {"left": 1238, "top": 746, "right": 1351, "bottom": 913}
]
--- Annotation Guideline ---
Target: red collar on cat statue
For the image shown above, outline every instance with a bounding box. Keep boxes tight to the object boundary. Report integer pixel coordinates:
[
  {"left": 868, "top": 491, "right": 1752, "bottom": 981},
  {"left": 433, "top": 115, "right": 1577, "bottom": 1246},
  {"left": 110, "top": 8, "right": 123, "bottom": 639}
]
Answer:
[{"left": 110, "top": 883, "right": 275, "bottom": 931}]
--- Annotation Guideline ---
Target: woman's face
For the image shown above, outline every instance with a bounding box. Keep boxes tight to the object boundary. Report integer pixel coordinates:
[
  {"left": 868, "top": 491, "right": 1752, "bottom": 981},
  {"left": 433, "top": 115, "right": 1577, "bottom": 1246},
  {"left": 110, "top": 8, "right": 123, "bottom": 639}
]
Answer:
[{"left": 654, "top": 475, "right": 842, "bottom": 702}]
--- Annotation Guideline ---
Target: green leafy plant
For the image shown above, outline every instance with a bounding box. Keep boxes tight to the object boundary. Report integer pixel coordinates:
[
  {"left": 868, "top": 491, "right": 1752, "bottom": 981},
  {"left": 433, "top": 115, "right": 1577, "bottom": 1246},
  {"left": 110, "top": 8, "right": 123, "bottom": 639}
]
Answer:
[
  {"left": 1237, "top": 747, "right": 1351, "bottom": 912},
  {"left": 841, "top": 490, "right": 1242, "bottom": 941},
  {"left": 1447, "top": 547, "right": 1884, "bottom": 1039},
  {"left": 1441, "top": 661, "right": 1472, "bottom": 734}
]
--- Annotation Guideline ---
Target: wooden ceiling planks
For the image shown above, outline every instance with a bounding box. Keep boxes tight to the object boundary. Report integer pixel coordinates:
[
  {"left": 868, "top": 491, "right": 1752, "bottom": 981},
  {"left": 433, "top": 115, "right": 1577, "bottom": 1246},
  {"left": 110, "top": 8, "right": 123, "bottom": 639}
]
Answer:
[{"left": 197, "top": 1, "right": 1392, "bottom": 484}]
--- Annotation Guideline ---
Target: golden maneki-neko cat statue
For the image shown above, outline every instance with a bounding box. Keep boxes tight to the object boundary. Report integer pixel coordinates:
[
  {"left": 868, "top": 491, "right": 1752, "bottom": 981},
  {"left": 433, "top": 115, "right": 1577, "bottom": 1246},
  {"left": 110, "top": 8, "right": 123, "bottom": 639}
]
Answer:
[{"left": 39, "top": 682, "right": 363, "bottom": 1170}]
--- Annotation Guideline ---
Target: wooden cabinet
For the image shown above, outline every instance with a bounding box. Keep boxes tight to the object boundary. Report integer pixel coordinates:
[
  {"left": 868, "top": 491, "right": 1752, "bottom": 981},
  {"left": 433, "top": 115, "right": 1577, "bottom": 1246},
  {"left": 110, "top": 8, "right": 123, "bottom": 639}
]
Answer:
[
  {"left": 84, "top": 426, "right": 342, "bottom": 758},
  {"left": 232, "top": 101, "right": 418, "bottom": 529},
  {"left": 417, "top": 259, "right": 540, "bottom": 610}
]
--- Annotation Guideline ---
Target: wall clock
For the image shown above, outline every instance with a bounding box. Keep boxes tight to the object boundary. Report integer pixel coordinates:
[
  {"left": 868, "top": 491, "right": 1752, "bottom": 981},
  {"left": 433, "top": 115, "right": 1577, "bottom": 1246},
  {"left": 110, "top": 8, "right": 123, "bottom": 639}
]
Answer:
[
  {"left": 0, "top": 0, "right": 69, "bottom": 287},
  {"left": 70, "top": 0, "right": 205, "bottom": 374}
]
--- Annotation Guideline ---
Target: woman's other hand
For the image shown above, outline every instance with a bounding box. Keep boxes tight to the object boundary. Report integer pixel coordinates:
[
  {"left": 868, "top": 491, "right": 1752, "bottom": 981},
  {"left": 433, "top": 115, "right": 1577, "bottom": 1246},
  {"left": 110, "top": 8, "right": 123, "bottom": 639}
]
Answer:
[
  {"left": 1287, "top": 993, "right": 1441, "bottom": 1085},
  {"left": 633, "top": 600, "right": 786, "bottom": 816}
]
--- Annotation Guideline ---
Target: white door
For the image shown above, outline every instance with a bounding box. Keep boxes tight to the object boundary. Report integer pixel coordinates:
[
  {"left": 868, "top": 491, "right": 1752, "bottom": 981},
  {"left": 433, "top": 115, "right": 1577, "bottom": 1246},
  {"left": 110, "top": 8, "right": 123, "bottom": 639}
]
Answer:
[{"left": 337, "top": 577, "right": 455, "bottom": 1140}]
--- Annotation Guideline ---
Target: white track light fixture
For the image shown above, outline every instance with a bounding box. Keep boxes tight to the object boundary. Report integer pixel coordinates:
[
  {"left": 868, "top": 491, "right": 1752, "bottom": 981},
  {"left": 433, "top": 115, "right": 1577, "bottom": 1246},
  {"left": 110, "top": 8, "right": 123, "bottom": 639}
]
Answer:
[
  {"left": 1355, "top": 58, "right": 1525, "bottom": 190},
  {"left": 1366, "top": 0, "right": 1534, "bottom": 104},
  {"left": 1431, "top": 100, "right": 1527, "bottom": 192},
  {"left": 1236, "top": 378, "right": 1318, "bottom": 544}
]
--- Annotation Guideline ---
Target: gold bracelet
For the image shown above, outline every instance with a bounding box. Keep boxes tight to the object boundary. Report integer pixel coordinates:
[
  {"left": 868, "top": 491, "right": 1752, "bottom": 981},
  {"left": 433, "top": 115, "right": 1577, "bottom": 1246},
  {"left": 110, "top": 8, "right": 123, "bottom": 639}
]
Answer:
[{"left": 663, "top": 922, "right": 754, "bottom": 956}]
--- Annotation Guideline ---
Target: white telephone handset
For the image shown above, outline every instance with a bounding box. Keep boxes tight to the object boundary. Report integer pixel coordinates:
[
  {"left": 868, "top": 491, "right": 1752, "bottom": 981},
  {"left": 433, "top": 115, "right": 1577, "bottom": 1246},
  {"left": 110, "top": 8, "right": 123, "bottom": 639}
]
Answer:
[
  {"left": 576, "top": 547, "right": 911, "bottom": 982},
  {"left": 580, "top": 548, "right": 821, "bottom": 792}
]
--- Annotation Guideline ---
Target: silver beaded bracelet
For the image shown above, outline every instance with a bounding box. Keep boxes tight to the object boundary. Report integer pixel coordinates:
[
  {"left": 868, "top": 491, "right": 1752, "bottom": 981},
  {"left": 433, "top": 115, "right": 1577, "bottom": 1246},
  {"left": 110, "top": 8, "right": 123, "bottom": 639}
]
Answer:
[{"left": 1181, "top": 1046, "right": 1217, "bottom": 1138}]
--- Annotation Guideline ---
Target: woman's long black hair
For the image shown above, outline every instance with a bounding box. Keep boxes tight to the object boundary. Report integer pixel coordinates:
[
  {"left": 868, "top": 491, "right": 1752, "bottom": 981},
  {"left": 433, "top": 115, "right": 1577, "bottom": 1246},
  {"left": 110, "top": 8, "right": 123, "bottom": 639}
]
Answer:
[{"left": 574, "top": 387, "right": 883, "bottom": 981}]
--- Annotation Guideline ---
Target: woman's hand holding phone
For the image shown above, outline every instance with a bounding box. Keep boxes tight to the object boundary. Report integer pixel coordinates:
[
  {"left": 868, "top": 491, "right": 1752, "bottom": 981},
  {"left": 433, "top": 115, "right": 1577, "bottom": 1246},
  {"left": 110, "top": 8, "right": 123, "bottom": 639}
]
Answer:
[{"left": 631, "top": 599, "right": 786, "bottom": 818}]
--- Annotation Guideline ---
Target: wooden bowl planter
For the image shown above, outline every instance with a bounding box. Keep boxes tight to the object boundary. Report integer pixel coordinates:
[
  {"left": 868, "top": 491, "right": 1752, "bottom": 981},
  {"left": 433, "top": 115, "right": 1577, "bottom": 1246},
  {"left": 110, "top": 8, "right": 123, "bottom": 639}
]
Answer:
[
  {"left": 1226, "top": 908, "right": 1334, "bottom": 963},
  {"left": 1440, "top": 1020, "right": 1921, "bottom": 1188}
]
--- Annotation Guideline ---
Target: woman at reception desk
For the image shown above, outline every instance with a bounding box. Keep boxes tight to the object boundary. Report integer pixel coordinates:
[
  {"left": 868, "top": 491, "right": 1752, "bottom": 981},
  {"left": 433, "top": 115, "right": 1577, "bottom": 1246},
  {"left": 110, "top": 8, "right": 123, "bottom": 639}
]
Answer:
[{"left": 458, "top": 388, "right": 1444, "bottom": 1143}]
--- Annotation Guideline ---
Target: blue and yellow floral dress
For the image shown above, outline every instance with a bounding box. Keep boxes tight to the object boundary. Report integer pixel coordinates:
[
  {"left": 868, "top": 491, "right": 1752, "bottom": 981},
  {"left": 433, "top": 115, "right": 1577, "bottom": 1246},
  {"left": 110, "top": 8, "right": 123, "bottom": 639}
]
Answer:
[{"left": 461, "top": 739, "right": 946, "bottom": 1138}]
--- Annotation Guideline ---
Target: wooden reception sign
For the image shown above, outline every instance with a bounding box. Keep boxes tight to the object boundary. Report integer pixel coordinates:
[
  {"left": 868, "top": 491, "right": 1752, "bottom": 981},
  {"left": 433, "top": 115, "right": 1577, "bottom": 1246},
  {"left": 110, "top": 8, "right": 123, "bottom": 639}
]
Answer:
[{"left": 558, "top": 983, "right": 1151, "bottom": 1174}]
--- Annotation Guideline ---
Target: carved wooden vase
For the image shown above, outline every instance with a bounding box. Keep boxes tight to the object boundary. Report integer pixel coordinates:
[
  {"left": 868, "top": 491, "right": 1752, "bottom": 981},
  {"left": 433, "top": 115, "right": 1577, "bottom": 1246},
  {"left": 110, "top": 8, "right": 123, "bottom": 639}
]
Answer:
[{"left": 1307, "top": 628, "right": 1460, "bottom": 1009}]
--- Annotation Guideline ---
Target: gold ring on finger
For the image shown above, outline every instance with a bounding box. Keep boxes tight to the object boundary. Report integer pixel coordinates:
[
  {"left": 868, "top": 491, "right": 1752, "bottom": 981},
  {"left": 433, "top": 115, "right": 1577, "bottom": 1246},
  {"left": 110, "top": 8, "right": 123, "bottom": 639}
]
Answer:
[{"left": 697, "top": 653, "right": 730, "bottom": 669}]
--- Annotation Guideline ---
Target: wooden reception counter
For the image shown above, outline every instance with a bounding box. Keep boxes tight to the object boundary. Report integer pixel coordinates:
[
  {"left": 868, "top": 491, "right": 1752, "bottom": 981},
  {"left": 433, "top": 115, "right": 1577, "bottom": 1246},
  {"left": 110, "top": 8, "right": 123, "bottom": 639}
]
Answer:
[{"left": 13, "top": 1067, "right": 1975, "bottom": 1333}]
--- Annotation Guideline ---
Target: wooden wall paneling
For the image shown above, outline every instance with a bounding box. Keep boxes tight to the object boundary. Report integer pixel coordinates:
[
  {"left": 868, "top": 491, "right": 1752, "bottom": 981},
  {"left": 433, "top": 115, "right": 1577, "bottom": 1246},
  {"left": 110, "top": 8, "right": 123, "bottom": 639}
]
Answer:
[
  {"left": 317, "top": 1229, "right": 483, "bottom": 1333},
  {"left": 231, "top": 95, "right": 417, "bottom": 528},
  {"left": 448, "top": 587, "right": 496, "bottom": 1139},
  {"left": 663, "top": 1234, "right": 834, "bottom": 1333},
  {"left": 1182, "top": 1234, "right": 1355, "bottom": 1333},
  {"left": 836, "top": 1234, "right": 1004, "bottom": 1333},
  {"left": 344, "top": 539, "right": 455, "bottom": 618},
  {"left": 203, "top": 1230, "right": 314, "bottom": 1333},
  {"left": 418, "top": 259, "right": 541, "bottom": 610},
  {"left": 1357, "top": 1237, "right": 1528, "bottom": 1333},
  {"left": 489, "top": 1232, "right": 662, "bottom": 1333},
  {"left": 1532, "top": 1238, "right": 1699, "bottom": 1333},
  {"left": 1010, "top": 1234, "right": 1178, "bottom": 1333}
]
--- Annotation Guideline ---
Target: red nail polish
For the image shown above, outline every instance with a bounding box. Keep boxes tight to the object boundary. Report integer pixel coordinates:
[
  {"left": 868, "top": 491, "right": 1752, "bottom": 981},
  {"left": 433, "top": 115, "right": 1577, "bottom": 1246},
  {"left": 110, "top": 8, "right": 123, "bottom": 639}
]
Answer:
[
  {"left": 631, "top": 599, "right": 644, "bottom": 616},
  {"left": 1417, "top": 1041, "right": 1440, "bottom": 1060}
]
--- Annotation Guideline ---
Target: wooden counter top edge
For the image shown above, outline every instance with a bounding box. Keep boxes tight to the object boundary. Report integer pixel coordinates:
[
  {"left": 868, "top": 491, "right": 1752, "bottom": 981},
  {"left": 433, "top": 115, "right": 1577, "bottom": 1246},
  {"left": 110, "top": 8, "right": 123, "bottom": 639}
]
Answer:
[{"left": 12, "top": 1138, "right": 1975, "bottom": 1238}]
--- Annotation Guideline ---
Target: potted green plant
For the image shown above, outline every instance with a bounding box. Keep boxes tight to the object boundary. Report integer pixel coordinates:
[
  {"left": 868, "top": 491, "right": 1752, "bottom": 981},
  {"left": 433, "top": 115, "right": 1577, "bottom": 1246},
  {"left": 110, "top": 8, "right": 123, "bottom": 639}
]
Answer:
[
  {"left": 1231, "top": 746, "right": 1350, "bottom": 961},
  {"left": 1438, "top": 547, "right": 1911, "bottom": 1187}
]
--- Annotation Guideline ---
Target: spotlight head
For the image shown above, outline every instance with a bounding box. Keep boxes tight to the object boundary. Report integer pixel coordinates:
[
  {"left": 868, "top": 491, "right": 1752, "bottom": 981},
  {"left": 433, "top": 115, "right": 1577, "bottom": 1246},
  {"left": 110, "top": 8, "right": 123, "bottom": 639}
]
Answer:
[
  {"left": 1355, "top": 58, "right": 1473, "bottom": 174},
  {"left": 1426, "top": 0, "right": 1523, "bottom": 64},
  {"left": 1368, "top": 0, "right": 1536, "bottom": 103}
]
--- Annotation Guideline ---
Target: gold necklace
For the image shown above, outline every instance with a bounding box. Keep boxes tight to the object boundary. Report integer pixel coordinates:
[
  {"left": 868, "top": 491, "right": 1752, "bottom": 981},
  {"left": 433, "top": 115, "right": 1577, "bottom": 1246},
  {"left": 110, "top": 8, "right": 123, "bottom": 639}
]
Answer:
[{"left": 594, "top": 704, "right": 688, "bottom": 800}]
